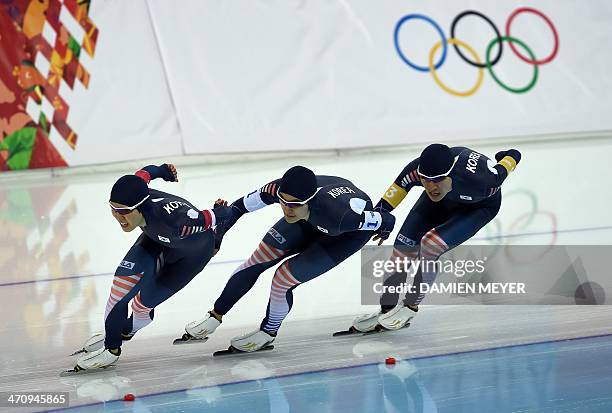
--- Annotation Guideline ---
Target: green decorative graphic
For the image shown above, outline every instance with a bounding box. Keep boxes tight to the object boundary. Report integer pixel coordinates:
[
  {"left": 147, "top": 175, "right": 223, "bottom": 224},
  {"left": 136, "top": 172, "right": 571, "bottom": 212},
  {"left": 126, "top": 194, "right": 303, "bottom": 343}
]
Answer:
[
  {"left": 0, "top": 127, "right": 36, "bottom": 170},
  {"left": 68, "top": 35, "right": 81, "bottom": 59}
]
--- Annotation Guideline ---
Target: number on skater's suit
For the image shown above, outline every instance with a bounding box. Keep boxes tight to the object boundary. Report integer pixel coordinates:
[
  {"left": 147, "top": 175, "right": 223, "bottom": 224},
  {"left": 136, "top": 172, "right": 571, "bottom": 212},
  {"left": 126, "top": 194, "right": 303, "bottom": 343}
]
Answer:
[{"left": 386, "top": 186, "right": 398, "bottom": 199}]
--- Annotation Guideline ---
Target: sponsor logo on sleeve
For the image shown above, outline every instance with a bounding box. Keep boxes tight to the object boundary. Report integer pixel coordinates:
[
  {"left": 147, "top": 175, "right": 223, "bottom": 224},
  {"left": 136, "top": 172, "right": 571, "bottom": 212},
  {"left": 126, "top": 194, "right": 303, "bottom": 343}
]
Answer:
[
  {"left": 187, "top": 209, "right": 199, "bottom": 219},
  {"left": 158, "top": 235, "right": 171, "bottom": 243},
  {"left": 119, "top": 260, "right": 135, "bottom": 269},
  {"left": 317, "top": 226, "right": 329, "bottom": 234},
  {"left": 397, "top": 234, "right": 416, "bottom": 246},
  {"left": 267, "top": 228, "right": 286, "bottom": 244}
]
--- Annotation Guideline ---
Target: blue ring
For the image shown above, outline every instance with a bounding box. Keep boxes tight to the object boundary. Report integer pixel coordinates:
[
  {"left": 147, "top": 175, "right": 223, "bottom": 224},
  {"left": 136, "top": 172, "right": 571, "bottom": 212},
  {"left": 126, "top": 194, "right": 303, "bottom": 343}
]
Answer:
[{"left": 394, "top": 14, "right": 448, "bottom": 72}]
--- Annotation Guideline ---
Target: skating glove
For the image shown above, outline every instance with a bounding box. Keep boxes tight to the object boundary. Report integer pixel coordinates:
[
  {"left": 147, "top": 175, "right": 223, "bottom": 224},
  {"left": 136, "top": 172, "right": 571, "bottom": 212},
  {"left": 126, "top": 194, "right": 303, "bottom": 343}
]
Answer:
[
  {"left": 139, "top": 164, "right": 178, "bottom": 182},
  {"left": 211, "top": 204, "right": 232, "bottom": 226},
  {"left": 372, "top": 211, "right": 396, "bottom": 245},
  {"left": 374, "top": 199, "right": 393, "bottom": 213},
  {"left": 494, "top": 149, "right": 521, "bottom": 164},
  {"left": 210, "top": 199, "right": 237, "bottom": 251}
]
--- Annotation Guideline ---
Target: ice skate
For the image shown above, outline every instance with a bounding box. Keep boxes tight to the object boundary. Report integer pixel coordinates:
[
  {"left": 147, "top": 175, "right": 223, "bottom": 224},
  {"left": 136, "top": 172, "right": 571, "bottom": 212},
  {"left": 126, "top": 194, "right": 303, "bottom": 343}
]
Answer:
[
  {"left": 69, "top": 332, "right": 105, "bottom": 356},
  {"left": 70, "top": 332, "right": 133, "bottom": 356},
  {"left": 60, "top": 348, "right": 120, "bottom": 377},
  {"left": 175, "top": 311, "right": 221, "bottom": 344},
  {"left": 378, "top": 305, "right": 417, "bottom": 330},
  {"left": 213, "top": 329, "right": 275, "bottom": 356},
  {"left": 352, "top": 310, "right": 383, "bottom": 333},
  {"left": 333, "top": 310, "right": 382, "bottom": 336},
  {"left": 334, "top": 305, "right": 416, "bottom": 337}
]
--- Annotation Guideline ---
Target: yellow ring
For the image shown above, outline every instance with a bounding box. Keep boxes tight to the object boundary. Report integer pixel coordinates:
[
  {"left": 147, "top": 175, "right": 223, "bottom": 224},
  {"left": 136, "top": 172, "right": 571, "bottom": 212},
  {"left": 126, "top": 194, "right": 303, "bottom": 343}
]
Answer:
[{"left": 428, "top": 38, "right": 484, "bottom": 97}]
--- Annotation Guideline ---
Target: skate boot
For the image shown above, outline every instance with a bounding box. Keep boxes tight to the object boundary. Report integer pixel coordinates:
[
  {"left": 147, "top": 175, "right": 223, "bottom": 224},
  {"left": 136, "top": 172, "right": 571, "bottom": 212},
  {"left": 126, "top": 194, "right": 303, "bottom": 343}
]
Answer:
[
  {"left": 230, "top": 329, "right": 275, "bottom": 352},
  {"left": 352, "top": 310, "right": 382, "bottom": 333},
  {"left": 378, "top": 304, "right": 417, "bottom": 330},
  {"left": 75, "top": 347, "right": 120, "bottom": 371},
  {"left": 71, "top": 332, "right": 134, "bottom": 355},
  {"left": 184, "top": 311, "right": 222, "bottom": 339},
  {"left": 83, "top": 332, "right": 105, "bottom": 353}
]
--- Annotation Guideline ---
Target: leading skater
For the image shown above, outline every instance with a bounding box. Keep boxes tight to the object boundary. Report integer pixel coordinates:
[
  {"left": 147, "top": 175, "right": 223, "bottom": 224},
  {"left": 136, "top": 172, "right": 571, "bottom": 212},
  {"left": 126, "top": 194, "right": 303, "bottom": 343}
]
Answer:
[
  {"left": 351, "top": 143, "right": 522, "bottom": 333},
  {"left": 69, "top": 163, "right": 231, "bottom": 373},
  {"left": 181, "top": 165, "right": 396, "bottom": 352}
]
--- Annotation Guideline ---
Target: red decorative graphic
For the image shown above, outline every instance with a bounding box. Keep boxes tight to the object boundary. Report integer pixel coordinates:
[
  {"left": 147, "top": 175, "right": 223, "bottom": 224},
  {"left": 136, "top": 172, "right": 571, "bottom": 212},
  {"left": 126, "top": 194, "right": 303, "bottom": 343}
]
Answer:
[{"left": 0, "top": 0, "right": 98, "bottom": 171}]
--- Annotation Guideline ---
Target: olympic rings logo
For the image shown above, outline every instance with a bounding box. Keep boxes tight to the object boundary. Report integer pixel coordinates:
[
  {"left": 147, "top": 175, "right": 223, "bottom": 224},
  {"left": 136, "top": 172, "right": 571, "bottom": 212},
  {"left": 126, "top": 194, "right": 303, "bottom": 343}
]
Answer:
[{"left": 393, "top": 7, "right": 559, "bottom": 96}]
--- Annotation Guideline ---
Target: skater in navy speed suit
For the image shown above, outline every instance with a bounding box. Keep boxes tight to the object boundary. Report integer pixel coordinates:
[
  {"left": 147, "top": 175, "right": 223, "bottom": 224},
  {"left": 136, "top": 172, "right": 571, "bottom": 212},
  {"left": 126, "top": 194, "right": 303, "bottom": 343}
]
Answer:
[
  {"left": 73, "top": 164, "right": 230, "bottom": 372},
  {"left": 184, "top": 166, "right": 396, "bottom": 352},
  {"left": 352, "top": 144, "right": 522, "bottom": 333}
]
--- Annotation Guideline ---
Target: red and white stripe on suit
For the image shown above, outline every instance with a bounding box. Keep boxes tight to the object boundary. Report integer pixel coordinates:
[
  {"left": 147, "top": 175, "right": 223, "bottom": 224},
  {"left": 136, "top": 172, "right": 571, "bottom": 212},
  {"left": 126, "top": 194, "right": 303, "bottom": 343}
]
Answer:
[
  {"left": 231, "top": 241, "right": 285, "bottom": 275},
  {"left": 415, "top": 229, "right": 449, "bottom": 305},
  {"left": 104, "top": 273, "right": 144, "bottom": 320},
  {"left": 129, "top": 292, "right": 154, "bottom": 334},
  {"left": 263, "top": 261, "right": 301, "bottom": 332}
]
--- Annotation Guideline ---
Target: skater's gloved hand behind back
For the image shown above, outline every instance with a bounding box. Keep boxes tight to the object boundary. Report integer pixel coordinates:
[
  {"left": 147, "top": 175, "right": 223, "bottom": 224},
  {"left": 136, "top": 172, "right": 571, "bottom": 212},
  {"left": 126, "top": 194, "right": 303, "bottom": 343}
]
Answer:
[
  {"left": 139, "top": 163, "right": 179, "bottom": 182},
  {"left": 211, "top": 199, "right": 231, "bottom": 255},
  {"left": 372, "top": 211, "right": 396, "bottom": 245},
  {"left": 212, "top": 201, "right": 232, "bottom": 222},
  {"left": 494, "top": 149, "right": 521, "bottom": 171}
]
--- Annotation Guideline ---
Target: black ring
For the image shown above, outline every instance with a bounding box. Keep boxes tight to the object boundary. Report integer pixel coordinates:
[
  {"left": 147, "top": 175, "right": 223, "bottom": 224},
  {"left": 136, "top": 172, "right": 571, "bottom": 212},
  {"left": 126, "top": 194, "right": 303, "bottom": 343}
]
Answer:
[{"left": 450, "top": 10, "right": 503, "bottom": 68}]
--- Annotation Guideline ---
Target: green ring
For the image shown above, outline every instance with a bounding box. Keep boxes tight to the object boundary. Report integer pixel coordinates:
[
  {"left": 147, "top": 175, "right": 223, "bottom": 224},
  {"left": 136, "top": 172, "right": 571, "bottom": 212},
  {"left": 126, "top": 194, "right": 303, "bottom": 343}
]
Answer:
[{"left": 486, "top": 36, "right": 538, "bottom": 93}]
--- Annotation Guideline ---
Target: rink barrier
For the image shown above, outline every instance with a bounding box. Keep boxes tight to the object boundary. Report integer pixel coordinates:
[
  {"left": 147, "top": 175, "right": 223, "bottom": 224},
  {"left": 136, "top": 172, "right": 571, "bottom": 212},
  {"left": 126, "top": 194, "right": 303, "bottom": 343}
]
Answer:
[{"left": 1, "top": 130, "right": 611, "bottom": 183}]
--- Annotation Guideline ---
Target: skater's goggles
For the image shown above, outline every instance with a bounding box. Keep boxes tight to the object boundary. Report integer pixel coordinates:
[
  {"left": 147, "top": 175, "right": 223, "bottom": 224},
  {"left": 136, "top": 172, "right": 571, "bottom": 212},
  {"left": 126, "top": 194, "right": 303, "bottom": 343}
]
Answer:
[
  {"left": 417, "top": 157, "right": 458, "bottom": 182},
  {"left": 278, "top": 189, "right": 319, "bottom": 208},
  {"left": 109, "top": 195, "right": 150, "bottom": 215}
]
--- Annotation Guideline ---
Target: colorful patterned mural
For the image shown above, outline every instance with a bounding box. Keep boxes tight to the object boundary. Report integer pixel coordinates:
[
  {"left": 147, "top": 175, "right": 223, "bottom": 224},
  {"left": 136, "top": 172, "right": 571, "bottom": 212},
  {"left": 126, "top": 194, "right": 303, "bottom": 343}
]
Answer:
[{"left": 0, "top": 0, "right": 98, "bottom": 171}]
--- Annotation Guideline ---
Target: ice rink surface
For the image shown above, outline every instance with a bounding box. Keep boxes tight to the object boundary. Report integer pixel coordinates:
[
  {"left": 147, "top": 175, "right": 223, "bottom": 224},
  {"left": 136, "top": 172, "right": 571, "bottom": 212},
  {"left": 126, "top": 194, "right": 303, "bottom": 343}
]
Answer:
[{"left": 1, "top": 137, "right": 611, "bottom": 412}]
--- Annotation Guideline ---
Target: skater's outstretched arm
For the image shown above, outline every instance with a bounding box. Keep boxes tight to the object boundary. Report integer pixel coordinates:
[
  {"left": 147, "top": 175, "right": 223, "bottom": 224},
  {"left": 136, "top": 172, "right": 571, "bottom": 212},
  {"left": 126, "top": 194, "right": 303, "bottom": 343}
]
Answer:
[{"left": 213, "top": 178, "right": 282, "bottom": 248}]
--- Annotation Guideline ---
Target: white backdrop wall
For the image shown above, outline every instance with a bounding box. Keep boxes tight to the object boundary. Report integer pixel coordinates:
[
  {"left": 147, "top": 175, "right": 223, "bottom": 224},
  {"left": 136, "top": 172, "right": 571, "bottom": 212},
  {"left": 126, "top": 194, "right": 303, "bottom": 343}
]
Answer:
[
  {"left": 62, "top": 0, "right": 184, "bottom": 166},
  {"left": 37, "top": 0, "right": 612, "bottom": 165}
]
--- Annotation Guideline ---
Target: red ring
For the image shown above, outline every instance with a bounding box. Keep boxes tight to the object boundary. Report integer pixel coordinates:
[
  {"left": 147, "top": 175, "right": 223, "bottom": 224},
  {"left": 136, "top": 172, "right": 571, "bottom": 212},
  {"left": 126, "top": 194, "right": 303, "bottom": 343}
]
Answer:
[{"left": 505, "top": 7, "right": 559, "bottom": 65}]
